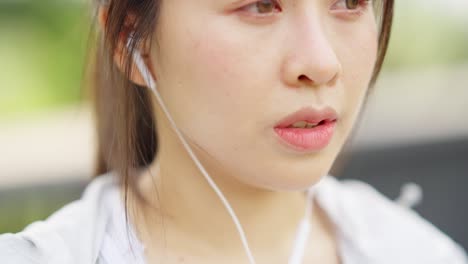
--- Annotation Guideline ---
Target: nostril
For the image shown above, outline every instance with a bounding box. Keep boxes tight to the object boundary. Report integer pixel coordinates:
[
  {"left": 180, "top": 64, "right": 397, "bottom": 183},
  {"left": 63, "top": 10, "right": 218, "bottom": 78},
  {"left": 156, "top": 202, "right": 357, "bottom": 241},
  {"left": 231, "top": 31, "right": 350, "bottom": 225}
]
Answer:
[{"left": 298, "top": 75, "right": 310, "bottom": 82}]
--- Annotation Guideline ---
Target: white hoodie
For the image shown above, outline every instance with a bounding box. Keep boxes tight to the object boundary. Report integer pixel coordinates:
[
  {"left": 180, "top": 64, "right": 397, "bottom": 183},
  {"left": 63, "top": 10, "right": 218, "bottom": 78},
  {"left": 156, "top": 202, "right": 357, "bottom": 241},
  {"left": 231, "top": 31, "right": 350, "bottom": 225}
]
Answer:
[{"left": 1, "top": 172, "right": 467, "bottom": 264}]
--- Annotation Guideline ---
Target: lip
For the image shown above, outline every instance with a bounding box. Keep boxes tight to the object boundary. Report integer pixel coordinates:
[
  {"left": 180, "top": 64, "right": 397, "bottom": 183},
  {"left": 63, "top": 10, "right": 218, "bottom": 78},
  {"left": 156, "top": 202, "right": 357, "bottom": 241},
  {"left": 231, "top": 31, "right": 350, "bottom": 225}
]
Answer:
[
  {"left": 274, "top": 106, "right": 338, "bottom": 128},
  {"left": 273, "top": 106, "right": 338, "bottom": 152}
]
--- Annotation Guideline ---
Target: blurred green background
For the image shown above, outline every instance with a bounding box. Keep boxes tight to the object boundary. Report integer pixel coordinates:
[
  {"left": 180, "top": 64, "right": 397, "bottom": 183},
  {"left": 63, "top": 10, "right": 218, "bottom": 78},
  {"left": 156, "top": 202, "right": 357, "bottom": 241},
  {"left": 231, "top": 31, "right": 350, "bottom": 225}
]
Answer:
[
  {"left": 1, "top": 0, "right": 91, "bottom": 234},
  {"left": 0, "top": 1, "right": 89, "bottom": 119},
  {"left": 0, "top": 0, "right": 467, "bottom": 239}
]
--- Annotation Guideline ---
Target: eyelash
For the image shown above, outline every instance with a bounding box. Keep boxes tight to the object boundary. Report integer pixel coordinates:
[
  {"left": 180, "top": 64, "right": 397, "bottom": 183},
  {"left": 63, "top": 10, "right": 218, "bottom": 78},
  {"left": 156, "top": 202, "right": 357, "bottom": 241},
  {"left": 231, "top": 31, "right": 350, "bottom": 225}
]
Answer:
[
  {"left": 238, "top": 0, "right": 283, "bottom": 17},
  {"left": 238, "top": 0, "right": 372, "bottom": 18},
  {"left": 333, "top": 0, "right": 373, "bottom": 17}
]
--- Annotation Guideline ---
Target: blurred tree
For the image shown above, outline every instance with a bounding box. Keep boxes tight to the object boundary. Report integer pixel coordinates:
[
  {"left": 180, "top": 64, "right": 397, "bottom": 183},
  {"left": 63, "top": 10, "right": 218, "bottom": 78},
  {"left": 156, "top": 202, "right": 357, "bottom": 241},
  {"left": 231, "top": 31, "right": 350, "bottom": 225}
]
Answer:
[{"left": 0, "top": 1, "right": 90, "bottom": 118}]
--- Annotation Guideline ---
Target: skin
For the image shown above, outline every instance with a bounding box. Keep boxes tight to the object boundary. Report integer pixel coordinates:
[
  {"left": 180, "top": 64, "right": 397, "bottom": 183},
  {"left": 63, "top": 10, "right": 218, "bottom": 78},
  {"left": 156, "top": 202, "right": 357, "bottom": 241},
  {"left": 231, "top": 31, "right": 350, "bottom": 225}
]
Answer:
[{"left": 100, "top": 0, "right": 378, "bottom": 262}]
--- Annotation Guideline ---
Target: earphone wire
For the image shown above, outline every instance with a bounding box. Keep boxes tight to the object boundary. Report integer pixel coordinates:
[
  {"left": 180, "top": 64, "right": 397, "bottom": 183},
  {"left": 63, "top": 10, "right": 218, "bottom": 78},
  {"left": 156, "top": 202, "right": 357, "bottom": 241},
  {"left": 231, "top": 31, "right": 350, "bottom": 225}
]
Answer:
[
  {"left": 288, "top": 187, "right": 315, "bottom": 264},
  {"left": 127, "top": 38, "right": 257, "bottom": 264}
]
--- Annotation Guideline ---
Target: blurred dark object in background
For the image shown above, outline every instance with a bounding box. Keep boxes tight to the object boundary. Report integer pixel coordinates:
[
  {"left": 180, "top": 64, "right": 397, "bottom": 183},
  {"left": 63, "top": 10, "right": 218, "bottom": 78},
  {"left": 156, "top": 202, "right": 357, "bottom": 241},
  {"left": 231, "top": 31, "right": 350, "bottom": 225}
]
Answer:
[{"left": 338, "top": 137, "right": 468, "bottom": 251}]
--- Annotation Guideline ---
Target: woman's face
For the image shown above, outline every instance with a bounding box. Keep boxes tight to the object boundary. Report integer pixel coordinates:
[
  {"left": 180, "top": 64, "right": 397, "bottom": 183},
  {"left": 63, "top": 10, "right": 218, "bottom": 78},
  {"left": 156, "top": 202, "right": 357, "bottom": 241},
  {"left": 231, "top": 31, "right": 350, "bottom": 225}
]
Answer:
[{"left": 149, "top": 0, "right": 378, "bottom": 190}]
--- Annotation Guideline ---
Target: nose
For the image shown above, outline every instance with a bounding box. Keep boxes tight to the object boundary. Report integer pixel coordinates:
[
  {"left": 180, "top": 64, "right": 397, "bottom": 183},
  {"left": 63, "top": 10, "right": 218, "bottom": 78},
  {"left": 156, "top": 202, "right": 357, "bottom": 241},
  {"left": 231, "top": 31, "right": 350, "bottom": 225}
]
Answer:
[{"left": 281, "top": 14, "right": 342, "bottom": 88}]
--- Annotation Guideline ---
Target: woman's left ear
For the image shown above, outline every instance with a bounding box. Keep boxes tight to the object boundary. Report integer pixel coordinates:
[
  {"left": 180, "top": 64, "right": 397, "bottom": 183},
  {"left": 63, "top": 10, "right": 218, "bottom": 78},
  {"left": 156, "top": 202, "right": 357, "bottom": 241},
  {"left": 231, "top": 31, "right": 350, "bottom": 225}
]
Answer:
[{"left": 97, "top": 6, "right": 156, "bottom": 87}]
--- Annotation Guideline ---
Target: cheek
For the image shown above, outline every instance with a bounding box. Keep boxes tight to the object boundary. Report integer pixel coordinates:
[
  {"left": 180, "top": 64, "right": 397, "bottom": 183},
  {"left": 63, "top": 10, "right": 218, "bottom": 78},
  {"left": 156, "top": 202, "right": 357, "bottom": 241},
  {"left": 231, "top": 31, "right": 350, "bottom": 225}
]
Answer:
[
  {"left": 187, "top": 34, "right": 251, "bottom": 125},
  {"left": 155, "top": 20, "right": 244, "bottom": 119},
  {"left": 330, "top": 19, "right": 378, "bottom": 141},
  {"left": 339, "top": 24, "right": 378, "bottom": 112},
  {"left": 191, "top": 37, "right": 243, "bottom": 96},
  {"left": 155, "top": 18, "right": 266, "bottom": 151},
  {"left": 169, "top": 21, "right": 274, "bottom": 125}
]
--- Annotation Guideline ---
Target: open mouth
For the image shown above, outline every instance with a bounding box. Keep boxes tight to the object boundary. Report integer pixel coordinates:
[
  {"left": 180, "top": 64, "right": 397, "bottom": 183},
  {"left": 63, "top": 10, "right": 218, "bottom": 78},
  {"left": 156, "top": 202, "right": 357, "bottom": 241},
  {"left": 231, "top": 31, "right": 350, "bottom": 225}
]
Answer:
[
  {"left": 273, "top": 107, "right": 338, "bottom": 152},
  {"left": 274, "top": 106, "right": 338, "bottom": 129},
  {"left": 286, "top": 119, "right": 335, "bottom": 129}
]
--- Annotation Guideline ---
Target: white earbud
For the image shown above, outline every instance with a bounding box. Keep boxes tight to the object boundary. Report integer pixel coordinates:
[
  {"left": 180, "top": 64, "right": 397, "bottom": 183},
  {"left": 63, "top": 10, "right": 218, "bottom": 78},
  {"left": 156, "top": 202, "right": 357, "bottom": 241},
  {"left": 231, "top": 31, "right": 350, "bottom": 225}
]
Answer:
[{"left": 396, "top": 182, "right": 423, "bottom": 208}]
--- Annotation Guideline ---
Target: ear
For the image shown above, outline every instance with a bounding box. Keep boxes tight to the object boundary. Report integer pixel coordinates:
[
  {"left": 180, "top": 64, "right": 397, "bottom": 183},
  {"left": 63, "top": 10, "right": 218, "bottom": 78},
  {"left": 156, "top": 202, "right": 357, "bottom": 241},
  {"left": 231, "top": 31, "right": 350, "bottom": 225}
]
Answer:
[{"left": 97, "top": 6, "right": 157, "bottom": 87}]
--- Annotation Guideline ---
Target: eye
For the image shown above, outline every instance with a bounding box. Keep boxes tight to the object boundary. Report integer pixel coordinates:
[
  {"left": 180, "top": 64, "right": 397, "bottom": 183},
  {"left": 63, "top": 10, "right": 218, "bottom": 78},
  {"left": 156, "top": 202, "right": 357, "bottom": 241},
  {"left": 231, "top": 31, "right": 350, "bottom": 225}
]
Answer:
[
  {"left": 331, "top": 0, "right": 373, "bottom": 17},
  {"left": 240, "top": 0, "right": 282, "bottom": 15},
  {"left": 333, "top": 0, "right": 371, "bottom": 10},
  {"left": 345, "top": 0, "right": 360, "bottom": 9}
]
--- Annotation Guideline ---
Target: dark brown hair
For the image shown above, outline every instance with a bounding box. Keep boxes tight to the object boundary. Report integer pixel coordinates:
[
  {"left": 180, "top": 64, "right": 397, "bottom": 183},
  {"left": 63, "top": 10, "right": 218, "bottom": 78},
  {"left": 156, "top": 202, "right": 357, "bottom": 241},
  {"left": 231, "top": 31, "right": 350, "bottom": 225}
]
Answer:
[{"left": 89, "top": 0, "right": 394, "bottom": 194}]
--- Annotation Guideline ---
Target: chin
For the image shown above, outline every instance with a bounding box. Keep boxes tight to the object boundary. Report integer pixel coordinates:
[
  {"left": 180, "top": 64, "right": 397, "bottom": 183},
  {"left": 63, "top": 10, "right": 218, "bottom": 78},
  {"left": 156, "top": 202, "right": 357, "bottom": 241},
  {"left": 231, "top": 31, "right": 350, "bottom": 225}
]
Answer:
[{"left": 247, "top": 166, "right": 332, "bottom": 192}]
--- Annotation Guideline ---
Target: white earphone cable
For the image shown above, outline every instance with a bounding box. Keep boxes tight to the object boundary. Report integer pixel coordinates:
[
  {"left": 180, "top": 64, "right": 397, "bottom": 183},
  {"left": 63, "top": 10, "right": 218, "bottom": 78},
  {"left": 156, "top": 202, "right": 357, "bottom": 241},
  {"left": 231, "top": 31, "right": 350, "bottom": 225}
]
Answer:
[
  {"left": 288, "top": 187, "right": 315, "bottom": 264},
  {"left": 128, "top": 39, "right": 257, "bottom": 264}
]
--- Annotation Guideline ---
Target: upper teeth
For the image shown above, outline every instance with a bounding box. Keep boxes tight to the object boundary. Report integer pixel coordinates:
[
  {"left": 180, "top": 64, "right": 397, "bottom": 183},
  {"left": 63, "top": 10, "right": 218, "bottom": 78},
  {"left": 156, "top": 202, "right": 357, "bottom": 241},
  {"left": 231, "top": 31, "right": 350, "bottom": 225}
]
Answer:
[{"left": 290, "top": 121, "right": 319, "bottom": 128}]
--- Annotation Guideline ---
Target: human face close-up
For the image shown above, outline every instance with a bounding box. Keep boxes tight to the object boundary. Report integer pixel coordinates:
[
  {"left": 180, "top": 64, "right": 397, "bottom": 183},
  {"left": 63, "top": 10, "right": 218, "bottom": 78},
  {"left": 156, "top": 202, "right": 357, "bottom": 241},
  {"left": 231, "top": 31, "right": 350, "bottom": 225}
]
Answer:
[{"left": 147, "top": 0, "right": 379, "bottom": 191}]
